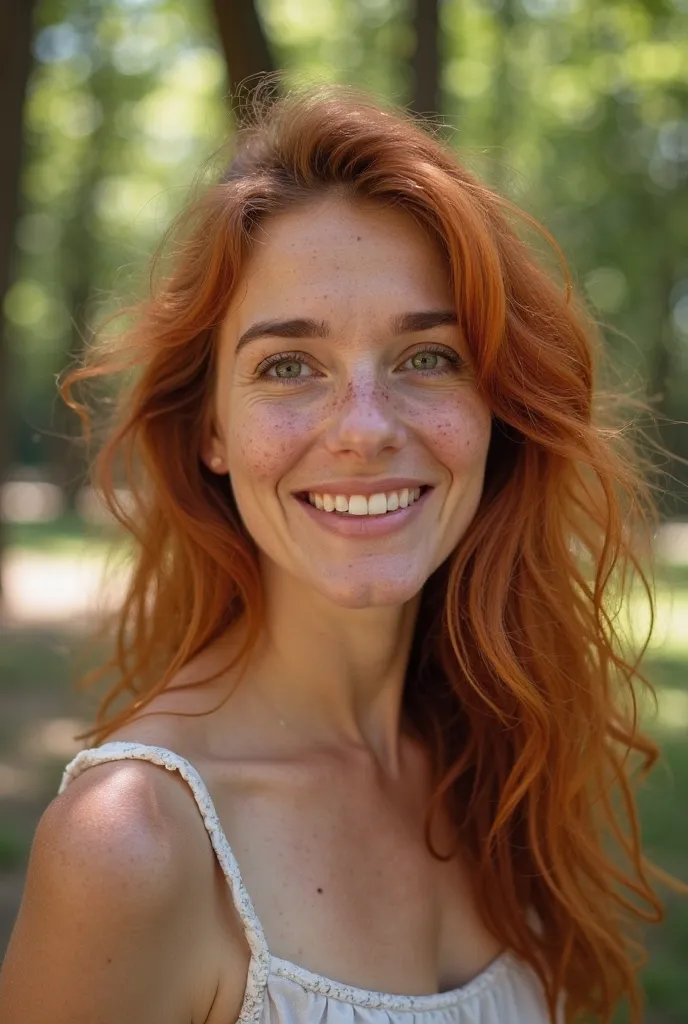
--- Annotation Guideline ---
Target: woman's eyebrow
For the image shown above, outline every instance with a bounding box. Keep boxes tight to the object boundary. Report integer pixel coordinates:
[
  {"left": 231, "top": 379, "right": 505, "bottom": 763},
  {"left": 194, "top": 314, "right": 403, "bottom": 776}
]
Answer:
[{"left": 234, "top": 309, "right": 458, "bottom": 353}]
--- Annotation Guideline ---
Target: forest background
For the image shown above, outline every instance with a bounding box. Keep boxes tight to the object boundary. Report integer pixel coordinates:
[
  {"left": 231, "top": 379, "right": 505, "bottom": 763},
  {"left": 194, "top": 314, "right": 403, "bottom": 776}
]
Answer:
[{"left": 0, "top": 1, "right": 687, "bottom": 1021}]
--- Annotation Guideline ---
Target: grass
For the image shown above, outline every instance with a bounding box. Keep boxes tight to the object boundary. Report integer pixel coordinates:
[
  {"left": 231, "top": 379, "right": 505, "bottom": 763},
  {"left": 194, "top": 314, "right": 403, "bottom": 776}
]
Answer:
[
  {"left": 631, "top": 726, "right": 688, "bottom": 1022},
  {"left": 0, "top": 827, "right": 30, "bottom": 872},
  {"left": 5, "top": 512, "right": 122, "bottom": 557}
]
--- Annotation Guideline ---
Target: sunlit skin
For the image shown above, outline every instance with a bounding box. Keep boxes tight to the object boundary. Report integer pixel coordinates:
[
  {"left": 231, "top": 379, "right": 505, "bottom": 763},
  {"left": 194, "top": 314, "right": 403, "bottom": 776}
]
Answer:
[{"left": 204, "top": 197, "right": 492, "bottom": 760}]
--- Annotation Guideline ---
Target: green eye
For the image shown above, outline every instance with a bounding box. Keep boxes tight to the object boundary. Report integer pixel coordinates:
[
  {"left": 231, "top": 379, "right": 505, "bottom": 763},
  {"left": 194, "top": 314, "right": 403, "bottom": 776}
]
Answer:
[
  {"left": 254, "top": 351, "right": 319, "bottom": 382},
  {"left": 274, "top": 360, "right": 305, "bottom": 378},
  {"left": 399, "top": 347, "right": 464, "bottom": 377},
  {"left": 411, "top": 352, "right": 440, "bottom": 371}
]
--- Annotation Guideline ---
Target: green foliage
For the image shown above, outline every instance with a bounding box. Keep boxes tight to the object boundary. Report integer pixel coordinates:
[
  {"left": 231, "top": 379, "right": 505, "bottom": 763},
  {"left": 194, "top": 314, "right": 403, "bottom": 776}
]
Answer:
[
  {"left": 7, "top": 0, "right": 230, "bottom": 472},
  {"left": 4, "top": 509, "right": 114, "bottom": 552},
  {"left": 633, "top": 730, "right": 688, "bottom": 1023},
  {"left": 0, "top": 826, "right": 30, "bottom": 871}
]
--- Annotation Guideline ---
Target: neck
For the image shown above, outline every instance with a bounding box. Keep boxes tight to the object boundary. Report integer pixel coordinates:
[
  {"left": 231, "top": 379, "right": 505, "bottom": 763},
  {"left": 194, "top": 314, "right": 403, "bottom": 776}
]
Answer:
[{"left": 237, "top": 558, "right": 422, "bottom": 773}]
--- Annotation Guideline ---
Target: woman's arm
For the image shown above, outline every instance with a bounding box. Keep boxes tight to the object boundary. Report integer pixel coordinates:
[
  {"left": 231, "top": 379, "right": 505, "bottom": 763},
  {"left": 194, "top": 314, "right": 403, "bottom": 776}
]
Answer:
[{"left": 0, "top": 761, "right": 227, "bottom": 1024}]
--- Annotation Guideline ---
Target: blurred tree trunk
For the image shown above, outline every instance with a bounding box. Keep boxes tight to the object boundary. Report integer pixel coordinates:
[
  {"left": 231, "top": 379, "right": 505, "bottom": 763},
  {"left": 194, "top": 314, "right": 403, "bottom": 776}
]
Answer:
[
  {"left": 52, "top": 0, "right": 152, "bottom": 510},
  {"left": 491, "top": 0, "right": 517, "bottom": 191},
  {"left": 0, "top": 0, "right": 36, "bottom": 598},
  {"left": 52, "top": 10, "right": 115, "bottom": 509},
  {"left": 410, "top": 0, "right": 440, "bottom": 116},
  {"left": 210, "top": 0, "right": 276, "bottom": 99},
  {"left": 646, "top": 206, "right": 677, "bottom": 518}
]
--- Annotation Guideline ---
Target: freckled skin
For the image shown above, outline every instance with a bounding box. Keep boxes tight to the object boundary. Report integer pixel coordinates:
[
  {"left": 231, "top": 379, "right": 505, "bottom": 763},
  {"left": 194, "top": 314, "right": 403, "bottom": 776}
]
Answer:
[{"left": 207, "top": 197, "right": 492, "bottom": 609}]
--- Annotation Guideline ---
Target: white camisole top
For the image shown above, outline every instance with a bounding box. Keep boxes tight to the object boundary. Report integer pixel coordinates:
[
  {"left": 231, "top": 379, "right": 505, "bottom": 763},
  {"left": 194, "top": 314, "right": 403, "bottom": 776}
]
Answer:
[{"left": 59, "top": 742, "right": 562, "bottom": 1024}]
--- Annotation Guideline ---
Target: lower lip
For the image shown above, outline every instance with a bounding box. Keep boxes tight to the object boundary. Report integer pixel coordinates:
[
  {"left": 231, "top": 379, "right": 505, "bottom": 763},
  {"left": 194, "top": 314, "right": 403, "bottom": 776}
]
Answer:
[{"left": 294, "top": 489, "right": 433, "bottom": 538}]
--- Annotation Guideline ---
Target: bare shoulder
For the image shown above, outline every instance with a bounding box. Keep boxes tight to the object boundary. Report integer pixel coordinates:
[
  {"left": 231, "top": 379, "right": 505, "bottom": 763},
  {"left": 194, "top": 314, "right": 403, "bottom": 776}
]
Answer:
[
  {"left": 43, "top": 755, "right": 209, "bottom": 899},
  {"left": 0, "top": 757, "right": 241, "bottom": 1024}
]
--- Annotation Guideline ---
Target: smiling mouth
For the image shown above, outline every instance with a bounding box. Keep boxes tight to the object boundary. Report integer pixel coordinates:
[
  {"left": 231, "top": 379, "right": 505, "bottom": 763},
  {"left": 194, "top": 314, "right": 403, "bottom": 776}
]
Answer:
[{"left": 295, "top": 486, "right": 433, "bottom": 516}]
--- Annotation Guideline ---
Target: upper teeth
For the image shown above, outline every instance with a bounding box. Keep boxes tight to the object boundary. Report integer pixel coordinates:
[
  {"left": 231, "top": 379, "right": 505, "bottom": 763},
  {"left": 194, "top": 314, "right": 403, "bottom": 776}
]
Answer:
[{"left": 307, "top": 487, "right": 422, "bottom": 515}]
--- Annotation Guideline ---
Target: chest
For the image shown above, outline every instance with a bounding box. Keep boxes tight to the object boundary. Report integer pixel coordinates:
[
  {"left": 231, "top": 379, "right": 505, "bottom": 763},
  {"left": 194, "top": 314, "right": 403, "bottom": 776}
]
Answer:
[{"left": 205, "top": 758, "right": 501, "bottom": 997}]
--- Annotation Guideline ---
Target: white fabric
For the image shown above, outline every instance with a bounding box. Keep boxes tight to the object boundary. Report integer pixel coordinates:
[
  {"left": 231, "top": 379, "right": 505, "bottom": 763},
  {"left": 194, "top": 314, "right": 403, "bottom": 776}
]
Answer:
[{"left": 59, "top": 742, "right": 559, "bottom": 1023}]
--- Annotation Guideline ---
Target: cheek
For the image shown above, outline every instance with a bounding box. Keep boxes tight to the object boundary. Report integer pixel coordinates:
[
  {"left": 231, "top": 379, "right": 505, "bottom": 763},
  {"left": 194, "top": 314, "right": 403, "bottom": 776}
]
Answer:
[
  {"left": 225, "top": 398, "right": 322, "bottom": 483},
  {"left": 412, "top": 392, "right": 492, "bottom": 472}
]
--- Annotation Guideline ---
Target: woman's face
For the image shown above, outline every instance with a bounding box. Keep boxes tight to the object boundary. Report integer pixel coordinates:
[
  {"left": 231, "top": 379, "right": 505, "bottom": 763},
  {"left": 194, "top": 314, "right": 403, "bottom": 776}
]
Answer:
[{"left": 209, "top": 197, "right": 492, "bottom": 608}]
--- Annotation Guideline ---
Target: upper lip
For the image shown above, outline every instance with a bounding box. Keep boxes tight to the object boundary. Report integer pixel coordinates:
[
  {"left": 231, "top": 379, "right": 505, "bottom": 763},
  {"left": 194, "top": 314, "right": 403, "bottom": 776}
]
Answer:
[{"left": 294, "top": 478, "right": 433, "bottom": 497}]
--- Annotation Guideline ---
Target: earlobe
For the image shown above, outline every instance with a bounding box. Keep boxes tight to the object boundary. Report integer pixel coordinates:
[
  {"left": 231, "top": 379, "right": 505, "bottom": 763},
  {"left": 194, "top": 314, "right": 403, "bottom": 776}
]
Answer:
[
  {"left": 200, "top": 421, "right": 227, "bottom": 473},
  {"left": 201, "top": 409, "right": 226, "bottom": 473},
  {"left": 201, "top": 443, "right": 227, "bottom": 473}
]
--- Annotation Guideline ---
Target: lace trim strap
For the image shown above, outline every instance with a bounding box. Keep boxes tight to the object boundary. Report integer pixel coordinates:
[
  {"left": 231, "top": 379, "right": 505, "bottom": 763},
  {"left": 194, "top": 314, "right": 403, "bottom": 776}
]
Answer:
[{"left": 59, "top": 741, "right": 270, "bottom": 1024}]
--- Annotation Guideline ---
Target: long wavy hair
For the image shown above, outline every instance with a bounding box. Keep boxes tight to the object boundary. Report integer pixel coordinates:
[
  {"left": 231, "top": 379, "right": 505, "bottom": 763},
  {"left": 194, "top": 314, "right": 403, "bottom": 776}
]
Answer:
[{"left": 61, "top": 83, "right": 680, "bottom": 1023}]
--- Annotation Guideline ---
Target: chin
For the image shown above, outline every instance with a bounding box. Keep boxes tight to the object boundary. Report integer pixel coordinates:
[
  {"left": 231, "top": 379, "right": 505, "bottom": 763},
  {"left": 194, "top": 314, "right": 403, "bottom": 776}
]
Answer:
[{"left": 313, "top": 572, "right": 426, "bottom": 610}]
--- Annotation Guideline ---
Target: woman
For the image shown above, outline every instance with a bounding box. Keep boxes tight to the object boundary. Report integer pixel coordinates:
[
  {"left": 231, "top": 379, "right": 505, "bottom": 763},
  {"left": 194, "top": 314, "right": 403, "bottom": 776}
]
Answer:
[{"left": 0, "top": 84, "right": 674, "bottom": 1024}]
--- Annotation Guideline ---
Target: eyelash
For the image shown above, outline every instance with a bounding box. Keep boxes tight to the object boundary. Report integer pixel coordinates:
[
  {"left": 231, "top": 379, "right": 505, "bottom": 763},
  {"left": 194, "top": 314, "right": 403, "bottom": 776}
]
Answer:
[{"left": 254, "top": 345, "right": 464, "bottom": 383}]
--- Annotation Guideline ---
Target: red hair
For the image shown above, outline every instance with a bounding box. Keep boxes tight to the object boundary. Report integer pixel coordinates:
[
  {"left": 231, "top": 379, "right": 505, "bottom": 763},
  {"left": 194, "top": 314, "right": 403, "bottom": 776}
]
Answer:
[{"left": 61, "top": 83, "right": 682, "bottom": 1022}]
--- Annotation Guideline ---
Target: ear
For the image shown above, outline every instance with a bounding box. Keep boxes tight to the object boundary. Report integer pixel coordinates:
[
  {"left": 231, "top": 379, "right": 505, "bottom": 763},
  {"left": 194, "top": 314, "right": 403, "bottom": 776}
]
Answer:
[{"left": 200, "top": 421, "right": 227, "bottom": 475}]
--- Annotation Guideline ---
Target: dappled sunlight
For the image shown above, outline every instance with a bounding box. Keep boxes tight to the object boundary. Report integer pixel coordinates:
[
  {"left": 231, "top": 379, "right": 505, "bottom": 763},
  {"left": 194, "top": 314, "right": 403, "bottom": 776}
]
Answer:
[
  {"left": 20, "top": 717, "right": 91, "bottom": 761},
  {"left": 0, "top": 764, "right": 40, "bottom": 801},
  {"left": 0, "top": 480, "right": 64, "bottom": 524},
  {"left": 651, "top": 688, "right": 688, "bottom": 732},
  {"left": 1, "top": 548, "right": 128, "bottom": 627},
  {"left": 628, "top": 583, "right": 688, "bottom": 658}
]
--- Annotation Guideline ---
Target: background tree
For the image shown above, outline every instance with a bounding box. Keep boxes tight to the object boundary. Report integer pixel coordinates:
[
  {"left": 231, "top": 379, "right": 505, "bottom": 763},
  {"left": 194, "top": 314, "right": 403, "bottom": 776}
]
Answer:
[
  {"left": 410, "top": 0, "right": 440, "bottom": 116},
  {"left": 210, "top": 0, "right": 275, "bottom": 100},
  {"left": 0, "top": 0, "right": 37, "bottom": 596}
]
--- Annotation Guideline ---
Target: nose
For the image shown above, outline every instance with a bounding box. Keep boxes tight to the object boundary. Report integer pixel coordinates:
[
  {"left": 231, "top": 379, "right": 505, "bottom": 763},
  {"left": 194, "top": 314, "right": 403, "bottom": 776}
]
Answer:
[{"left": 323, "top": 377, "right": 407, "bottom": 460}]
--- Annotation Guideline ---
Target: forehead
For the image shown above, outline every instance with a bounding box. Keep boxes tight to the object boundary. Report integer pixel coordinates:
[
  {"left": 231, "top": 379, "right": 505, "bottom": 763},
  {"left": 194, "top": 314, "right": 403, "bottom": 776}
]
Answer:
[{"left": 225, "top": 197, "right": 453, "bottom": 330}]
